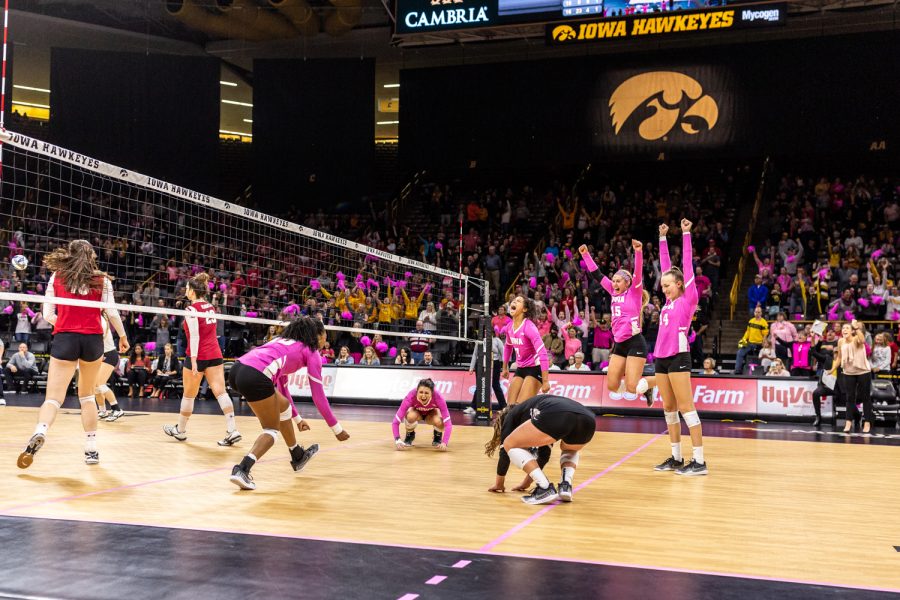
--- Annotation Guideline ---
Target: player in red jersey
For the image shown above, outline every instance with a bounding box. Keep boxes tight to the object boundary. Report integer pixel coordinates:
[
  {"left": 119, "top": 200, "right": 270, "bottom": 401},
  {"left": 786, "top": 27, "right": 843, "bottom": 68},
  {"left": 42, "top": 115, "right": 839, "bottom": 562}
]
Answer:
[
  {"left": 164, "top": 273, "right": 241, "bottom": 446},
  {"left": 18, "top": 240, "right": 129, "bottom": 468}
]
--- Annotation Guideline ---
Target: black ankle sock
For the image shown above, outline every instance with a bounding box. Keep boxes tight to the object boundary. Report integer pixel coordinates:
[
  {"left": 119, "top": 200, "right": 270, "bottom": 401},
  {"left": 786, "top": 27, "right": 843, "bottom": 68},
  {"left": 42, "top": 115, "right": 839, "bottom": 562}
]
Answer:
[
  {"left": 110, "top": 403, "right": 119, "bottom": 410},
  {"left": 239, "top": 455, "right": 256, "bottom": 472}
]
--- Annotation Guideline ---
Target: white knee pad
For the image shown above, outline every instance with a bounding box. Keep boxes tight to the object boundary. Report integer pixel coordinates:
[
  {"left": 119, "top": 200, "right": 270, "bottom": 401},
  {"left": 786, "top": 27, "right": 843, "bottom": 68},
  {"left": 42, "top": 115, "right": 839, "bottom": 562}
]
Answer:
[
  {"left": 664, "top": 411, "right": 680, "bottom": 425},
  {"left": 180, "top": 396, "right": 196, "bottom": 416},
  {"left": 280, "top": 406, "right": 292, "bottom": 421},
  {"left": 262, "top": 428, "right": 279, "bottom": 443},
  {"left": 216, "top": 392, "right": 234, "bottom": 411},
  {"left": 79, "top": 395, "right": 95, "bottom": 405},
  {"left": 682, "top": 411, "right": 701, "bottom": 428},
  {"left": 507, "top": 447, "right": 534, "bottom": 470},
  {"left": 404, "top": 420, "right": 418, "bottom": 431},
  {"left": 559, "top": 451, "right": 580, "bottom": 467},
  {"left": 95, "top": 385, "right": 110, "bottom": 394},
  {"left": 44, "top": 399, "right": 61, "bottom": 410}
]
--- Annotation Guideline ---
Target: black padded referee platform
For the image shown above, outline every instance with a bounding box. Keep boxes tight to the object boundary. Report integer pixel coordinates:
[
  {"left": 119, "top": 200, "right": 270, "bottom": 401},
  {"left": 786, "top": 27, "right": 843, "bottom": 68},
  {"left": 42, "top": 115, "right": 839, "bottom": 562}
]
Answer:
[{"left": 0, "top": 516, "right": 892, "bottom": 600}]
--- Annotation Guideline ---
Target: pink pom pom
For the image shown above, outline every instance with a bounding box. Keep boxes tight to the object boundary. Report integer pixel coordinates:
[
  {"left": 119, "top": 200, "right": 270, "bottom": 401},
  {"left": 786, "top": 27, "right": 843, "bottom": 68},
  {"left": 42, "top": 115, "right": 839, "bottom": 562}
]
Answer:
[
  {"left": 423, "top": 283, "right": 432, "bottom": 295},
  {"left": 2, "top": 305, "right": 12, "bottom": 314},
  {"left": 890, "top": 311, "right": 900, "bottom": 321},
  {"left": 388, "top": 347, "right": 398, "bottom": 358},
  {"left": 858, "top": 297, "right": 870, "bottom": 308},
  {"left": 360, "top": 335, "right": 371, "bottom": 346},
  {"left": 827, "top": 307, "right": 839, "bottom": 320},
  {"left": 246, "top": 311, "right": 258, "bottom": 318},
  {"left": 818, "top": 268, "right": 829, "bottom": 279},
  {"left": 341, "top": 310, "right": 353, "bottom": 320},
  {"left": 336, "top": 271, "right": 345, "bottom": 280},
  {"left": 219, "top": 283, "right": 228, "bottom": 292},
  {"left": 208, "top": 282, "right": 215, "bottom": 290},
  {"left": 367, "top": 278, "right": 379, "bottom": 290},
  {"left": 688, "top": 330, "right": 697, "bottom": 343},
  {"left": 404, "top": 271, "right": 412, "bottom": 279},
  {"left": 560, "top": 272, "right": 570, "bottom": 286},
  {"left": 872, "top": 249, "right": 883, "bottom": 260},
  {"left": 564, "top": 249, "right": 573, "bottom": 260},
  {"left": 25, "top": 308, "right": 35, "bottom": 318},
  {"left": 579, "top": 260, "right": 586, "bottom": 270},
  {"left": 0, "top": 280, "right": 8, "bottom": 288},
  {"left": 529, "top": 277, "right": 537, "bottom": 289},
  {"left": 310, "top": 280, "right": 320, "bottom": 290},
  {"left": 384, "top": 276, "right": 392, "bottom": 288},
  {"left": 572, "top": 316, "right": 583, "bottom": 327},
  {"left": 144, "top": 342, "right": 156, "bottom": 353},
  {"left": 434, "top": 242, "right": 443, "bottom": 250},
  {"left": 337, "top": 279, "right": 346, "bottom": 291},
  {"left": 396, "top": 280, "right": 407, "bottom": 289},
  {"left": 137, "top": 314, "right": 144, "bottom": 327},
  {"left": 786, "top": 255, "right": 796, "bottom": 263},
  {"left": 493, "top": 325, "right": 501, "bottom": 335},
  {"left": 872, "top": 295, "right": 884, "bottom": 305},
  {"left": 545, "top": 252, "right": 555, "bottom": 264},
  {"left": 355, "top": 274, "right": 364, "bottom": 285},
  {"left": 746, "top": 245, "right": 755, "bottom": 254},
  {"left": 25, "top": 291, "right": 35, "bottom": 295},
  {"left": 376, "top": 341, "right": 388, "bottom": 354},
  {"left": 599, "top": 360, "right": 609, "bottom": 370},
  {"left": 844, "top": 311, "right": 855, "bottom": 321}
]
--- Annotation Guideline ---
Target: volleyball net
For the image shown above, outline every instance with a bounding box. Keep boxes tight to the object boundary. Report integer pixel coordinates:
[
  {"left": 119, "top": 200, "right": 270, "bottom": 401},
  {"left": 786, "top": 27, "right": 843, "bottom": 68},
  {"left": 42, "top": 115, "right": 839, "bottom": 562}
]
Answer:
[{"left": 0, "top": 129, "right": 488, "bottom": 362}]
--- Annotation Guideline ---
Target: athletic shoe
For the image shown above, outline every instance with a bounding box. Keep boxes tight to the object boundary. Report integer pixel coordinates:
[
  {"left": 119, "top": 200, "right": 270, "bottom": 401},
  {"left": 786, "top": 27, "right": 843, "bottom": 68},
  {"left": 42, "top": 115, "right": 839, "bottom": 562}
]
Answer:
[
  {"left": 17, "top": 433, "right": 46, "bottom": 469},
  {"left": 163, "top": 424, "right": 187, "bottom": 441},
  {"left": 675, "top": 459, "right": 708, "bottom": 476},
  {"left": 521, "top": 483, "right": 559, "bottom": 505},
  {"left": 558, "top": 481, "right": 573, "bottom": 502},
  {"left": 105, "top": 409, "right": 125, "bottom": 422},
  {"left": 463, "top": 407, "right": 476, "bottom": 415},
  {"left": 432, "top": 429, "right": 443, "bottom": 446},
  {"left": 653, "top": 456, "right": 684, "bottom": 472},
  {"left": 0, "top": 398, "right": 6, "bottom": 406},
  {"left": 290, "top": 443, "right": 320, "bottom": 472},
  {"left": 229, "top": 465, "right": 256, "bottom": 490},
  {"left": 643, "top": 389, "right": 654, "bottom": 407},
  {"left": 217, "top": 430, "right": 243, "bottom": 447},
  {"left": 97, "top": 410, "right": 108, "bottom": 419},
  {"left": 403, "top": 430, "right": 416, "bottom": 446},
  {"left": 636, "top": 378, "right": 649, "bottom": 394},
  {"left": 85, "top": 451, "right": 99, "bottom": 465}
]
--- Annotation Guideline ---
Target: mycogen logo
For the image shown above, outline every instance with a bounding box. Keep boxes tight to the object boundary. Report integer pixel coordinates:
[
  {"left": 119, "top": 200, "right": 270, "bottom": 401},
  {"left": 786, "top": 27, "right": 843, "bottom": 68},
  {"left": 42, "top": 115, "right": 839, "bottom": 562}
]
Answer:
[{"left": 609, "top": 72, "right": 719, "bottom": 141}]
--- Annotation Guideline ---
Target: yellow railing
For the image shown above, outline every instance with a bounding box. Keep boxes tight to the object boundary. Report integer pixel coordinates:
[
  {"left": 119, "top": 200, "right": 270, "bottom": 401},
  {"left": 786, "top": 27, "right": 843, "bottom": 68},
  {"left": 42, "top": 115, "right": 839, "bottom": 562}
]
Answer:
[{"left": 729, "top": 158, "right": 769, "bottom": 320}]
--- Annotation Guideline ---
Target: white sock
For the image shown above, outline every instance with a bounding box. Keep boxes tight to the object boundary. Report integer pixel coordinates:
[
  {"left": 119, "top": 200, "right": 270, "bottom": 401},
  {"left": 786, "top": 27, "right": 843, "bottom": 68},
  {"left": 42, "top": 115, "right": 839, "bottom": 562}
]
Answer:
[
  {"left": 225, "top": 412, "right": 236, "bottom": 434},
  {"left": 562, "top": 466, "right": 575, "bottom": 484},
  {"left": 85, "top": 431, "right": 97, "bottom": 452},
  {"left": 693, "top": 446, "right": 704, "bottom": 465},
  {"left": 178, "top": 415, "right": 189, "bottom": 432},
  {"left": 671, "top": 443, "right": 682, "bottom": 461},
  {"left": 529, "top": 467, "right": 550, "bottom": 489},
  {"left": 34, "top": 423, "right": 49, "bottom": 436}
]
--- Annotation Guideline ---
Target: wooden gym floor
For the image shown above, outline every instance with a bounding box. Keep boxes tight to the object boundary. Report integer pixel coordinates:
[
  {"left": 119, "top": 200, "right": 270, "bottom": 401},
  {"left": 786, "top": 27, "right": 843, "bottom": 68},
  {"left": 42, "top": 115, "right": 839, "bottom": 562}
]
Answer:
[{"left": 0, "top": 396, "right": 898, "bottom": 599}]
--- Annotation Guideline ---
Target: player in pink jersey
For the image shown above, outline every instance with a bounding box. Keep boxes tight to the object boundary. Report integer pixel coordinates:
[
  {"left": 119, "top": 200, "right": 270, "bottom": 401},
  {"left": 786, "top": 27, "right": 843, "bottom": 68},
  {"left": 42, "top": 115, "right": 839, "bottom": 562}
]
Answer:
[
  {"left": 580, "top": 239, "right": 654, "bottom": 407},
  {"left": 501, "top": 295, "right": 550, "bottom": 406},
  {"left": 227, "top": 316, "right": 350, "bottom": 490},
  {"left": 653, "top": 220, "right": 707, "bottom": 476},
  {"left": 392, "top": 379, "right": 452, "bottom": 451}
]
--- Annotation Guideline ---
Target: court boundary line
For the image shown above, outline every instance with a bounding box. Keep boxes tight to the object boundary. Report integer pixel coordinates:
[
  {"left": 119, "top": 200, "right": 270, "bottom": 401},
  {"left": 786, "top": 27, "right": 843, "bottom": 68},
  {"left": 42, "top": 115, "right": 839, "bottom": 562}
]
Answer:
[
  {"left": 479, "top": 431, "right": 666, "bottom": 552},
  {"left": 0, "top": 513, "right": 897, "bottom": 595}
]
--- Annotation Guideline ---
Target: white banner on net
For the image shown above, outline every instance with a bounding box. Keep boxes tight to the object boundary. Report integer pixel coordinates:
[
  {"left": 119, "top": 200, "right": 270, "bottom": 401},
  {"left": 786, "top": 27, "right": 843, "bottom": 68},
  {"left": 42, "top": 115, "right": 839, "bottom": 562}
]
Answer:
[{"left": 0, "top": 129, "right": 463, "bottom": 281}]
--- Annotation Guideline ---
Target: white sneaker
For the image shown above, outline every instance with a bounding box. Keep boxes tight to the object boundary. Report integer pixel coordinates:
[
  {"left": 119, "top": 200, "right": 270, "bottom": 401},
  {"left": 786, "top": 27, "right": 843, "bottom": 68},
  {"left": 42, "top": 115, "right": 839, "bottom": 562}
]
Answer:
[
  {"left": 217, "top": 430, "right": 242, "bottom": 447},
  {"left": 163, "top": 424, "right": 187, "bottom": 441},
  {"left": 463, "top": 407, "right": 476, "bottom": 415},
  {"left": 105, "top": 409, "right": 125, "bottom": 422},
  {"left": 0, "top": 398, "right": 6, "bottom": 406},
  {"left": 636, "top": 378, "right": 649, "bottom": 394},
  {"left": 97, "top": 410, "right": 108, "bottom": 419}
]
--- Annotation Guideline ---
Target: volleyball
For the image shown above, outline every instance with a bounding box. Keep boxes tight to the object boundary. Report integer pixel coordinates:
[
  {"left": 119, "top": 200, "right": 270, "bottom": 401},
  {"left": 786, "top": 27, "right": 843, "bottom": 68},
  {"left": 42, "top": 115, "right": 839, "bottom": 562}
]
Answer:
[{"left": 11, "top": 254, "right": 28, "bottom": 271}]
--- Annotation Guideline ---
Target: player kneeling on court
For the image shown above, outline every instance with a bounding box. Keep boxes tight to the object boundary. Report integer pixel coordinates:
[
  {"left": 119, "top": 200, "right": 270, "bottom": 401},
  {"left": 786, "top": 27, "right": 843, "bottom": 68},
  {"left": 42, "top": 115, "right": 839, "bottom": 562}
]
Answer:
[
  {"left": 228, "top": 316, "right": 349, "bottom": 490},
  {"left": 393, "top": 379, "right": 452, "bottom": 451},
  {"left": 485, "top": 394, "right": 596, "bottom": 505}
]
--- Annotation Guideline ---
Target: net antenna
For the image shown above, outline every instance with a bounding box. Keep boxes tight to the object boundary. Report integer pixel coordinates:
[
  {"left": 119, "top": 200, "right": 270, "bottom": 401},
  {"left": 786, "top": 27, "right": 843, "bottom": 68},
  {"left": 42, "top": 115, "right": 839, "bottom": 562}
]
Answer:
[{"left": 0, "top": 129, "right": 486, "bottom": 362}]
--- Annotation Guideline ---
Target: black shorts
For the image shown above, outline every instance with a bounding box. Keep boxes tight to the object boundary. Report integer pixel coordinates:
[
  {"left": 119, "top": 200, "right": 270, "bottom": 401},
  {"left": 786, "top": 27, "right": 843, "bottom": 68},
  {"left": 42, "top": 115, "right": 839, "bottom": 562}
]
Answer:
[
  {"left": 654, "top": 352, "right": 692, "bottom": 374},
  {"left": 611, "top": 334, "right": 648, "bottom": 359},
  {"left": 514, "top": 365, "right": 543, "bottom": 383},
  {"left": 532, "top": 411, "right": 596, "bottom": 445},
  {"left": 103, "top": 350, "right": 119, "bottom": 367},
  {"left": 51, "top": 332, "right": 104, "bottom": 362},
  {"left": 187, "top": 357, "right": 224, "bottom": 372},
  {"left": 228, "top": 361, "right": 275, "bottom": 402}
]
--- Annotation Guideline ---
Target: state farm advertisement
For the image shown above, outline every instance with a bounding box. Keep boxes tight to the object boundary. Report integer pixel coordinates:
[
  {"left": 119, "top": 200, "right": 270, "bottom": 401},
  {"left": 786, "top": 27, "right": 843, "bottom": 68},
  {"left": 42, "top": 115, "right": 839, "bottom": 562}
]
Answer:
[
  {"left": 601, "top": 377, "right": 757, "bottom": 413},
  {"left": 756, "top": 379, "right": 832, "bottom": 418}
]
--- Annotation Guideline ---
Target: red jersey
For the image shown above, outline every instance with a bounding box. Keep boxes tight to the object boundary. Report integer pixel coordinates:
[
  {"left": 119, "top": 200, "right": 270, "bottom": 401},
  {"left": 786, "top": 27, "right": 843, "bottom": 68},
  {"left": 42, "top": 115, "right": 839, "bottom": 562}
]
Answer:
[
  {"left": 183, "top": 301, "right": 223, "bottom": 360},
  {"left": 45, "top": 273, "right": 104, "bottom": 334}
]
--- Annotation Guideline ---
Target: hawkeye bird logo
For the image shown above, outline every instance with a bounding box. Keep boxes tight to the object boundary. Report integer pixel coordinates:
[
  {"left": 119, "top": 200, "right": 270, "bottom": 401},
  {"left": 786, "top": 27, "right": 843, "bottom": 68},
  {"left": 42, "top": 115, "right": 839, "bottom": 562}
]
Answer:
[
  {"left": 609, "top": 72, "right": 719, "bottom": 141},
  {"left": 551, "top": 25, "right": 577, "bottom": 41}
]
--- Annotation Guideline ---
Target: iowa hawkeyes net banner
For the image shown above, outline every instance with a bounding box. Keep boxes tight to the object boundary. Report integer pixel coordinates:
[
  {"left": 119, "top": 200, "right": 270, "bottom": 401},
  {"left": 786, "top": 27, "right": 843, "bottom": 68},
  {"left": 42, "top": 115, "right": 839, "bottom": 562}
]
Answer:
[{"left": 591, "top": 65, "right": 740, "bottom": 152}]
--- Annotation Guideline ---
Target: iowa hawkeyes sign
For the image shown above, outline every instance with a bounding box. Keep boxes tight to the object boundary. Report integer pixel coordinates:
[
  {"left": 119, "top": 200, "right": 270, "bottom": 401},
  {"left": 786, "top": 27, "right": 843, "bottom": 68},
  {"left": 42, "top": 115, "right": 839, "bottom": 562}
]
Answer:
[{"left": 609, "top": 72, "right": 719, "bottom": 141}]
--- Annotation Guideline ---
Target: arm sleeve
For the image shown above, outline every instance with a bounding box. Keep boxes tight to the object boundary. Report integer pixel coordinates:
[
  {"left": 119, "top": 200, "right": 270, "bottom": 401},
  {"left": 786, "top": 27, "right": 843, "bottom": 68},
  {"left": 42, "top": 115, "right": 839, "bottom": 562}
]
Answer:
[
  {"left": 306, "top": 351, "right": 338, "bottom": 428},
  {"left": 495, "top": 407, "right": 520, "bottom": 476},
  {"left": 392, "top": 391, "right": 414, "bottom": 439},
  {"left": 42, "top": 273, "right": 57, "bottom": 325},
  {"left": 502, "top": 330, "right": 513, "bottom": 365},
  {"left": 185, "top": 307, "right": 200, "bottom": 359},
  {"left": 497, "top": 449, "right": 511, "bottom": 477},
  {"left": 102, "top": 278, "right": 126, "bottom": 337},
  {"left": 599, "top": 275, "right": 614, "bottom": 296},
  {"left": 682, "top": 233, "right": 698, "bottom": 305},
  {"left": 435, "top": 391, "right": 453, "bottom": 444},
  {"left": 659, "top": 237, "right": 671, "bottom": 272},
  {"left": 633, "top": 248, "right": 643, "bottom": 289},
  {"left": 529, "top": 323, "right": 550, "bottom": 372}
]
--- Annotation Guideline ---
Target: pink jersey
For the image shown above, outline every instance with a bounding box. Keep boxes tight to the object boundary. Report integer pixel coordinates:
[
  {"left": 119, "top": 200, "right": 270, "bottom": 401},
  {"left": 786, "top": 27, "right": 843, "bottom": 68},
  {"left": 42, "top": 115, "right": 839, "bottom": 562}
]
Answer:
[
  {"left": 240, "top": 338, "right": 338, "bottom": 427},
  {"left": 392, "top": 388, "right": 453, "bottom": 444},
  {"left": 599, "top": 249, "right": 644, "bottom": 343},
  {"left": 655, "top": 233, "right": 698, "bottom": 358},
  {"left": 502, "top": 319, "right": 550, "bottom": 371}
]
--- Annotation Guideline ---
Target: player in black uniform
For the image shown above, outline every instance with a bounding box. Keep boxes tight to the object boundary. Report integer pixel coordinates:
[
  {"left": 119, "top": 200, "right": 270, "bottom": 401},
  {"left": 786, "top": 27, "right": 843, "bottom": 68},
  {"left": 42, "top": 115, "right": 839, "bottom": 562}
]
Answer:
[{"left": 485, "top": 394, "right": 596, "bottom": 505}]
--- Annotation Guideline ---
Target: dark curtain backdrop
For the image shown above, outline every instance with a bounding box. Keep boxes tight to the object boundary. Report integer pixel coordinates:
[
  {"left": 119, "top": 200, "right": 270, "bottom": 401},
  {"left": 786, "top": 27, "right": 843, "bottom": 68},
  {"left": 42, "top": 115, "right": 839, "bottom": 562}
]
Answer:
[
  {"left": 252, "top": 58, "right": 375, "bottom": 211},
  {"left": 401, "top": 31, "right": 900, "bottom": 171},
  {"left": 50, "top": 48, "right": 219, "bottom": 194}
]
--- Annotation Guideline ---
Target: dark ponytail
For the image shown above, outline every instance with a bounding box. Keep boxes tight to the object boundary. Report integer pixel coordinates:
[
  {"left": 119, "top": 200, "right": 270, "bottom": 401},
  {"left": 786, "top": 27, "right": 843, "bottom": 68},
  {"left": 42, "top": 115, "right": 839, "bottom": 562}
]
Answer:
[{"left": 281, "top": 316, "right": 326, "bottom": 350}]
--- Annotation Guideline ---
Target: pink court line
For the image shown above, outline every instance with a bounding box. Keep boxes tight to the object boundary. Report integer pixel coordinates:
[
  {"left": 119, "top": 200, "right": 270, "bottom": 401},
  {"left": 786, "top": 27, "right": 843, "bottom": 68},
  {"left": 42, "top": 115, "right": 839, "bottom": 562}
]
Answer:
[
  {"left": 396, "top": 595, "right": 419, "bottom": 600},
  {"left": 479, "top": 431, "right": 666, "bottom": 552},
  {"left": 1, "top": 439, "right": 380, "bottom": 514},
  {"left": 452, "top": 560, "right": 471, "bottom": 568},
  {"left": 425, "top": 575, "right": 446, "bottom": 585},
  {"left": 12, "top": 514, "right": 899, "bottom": 596}
]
